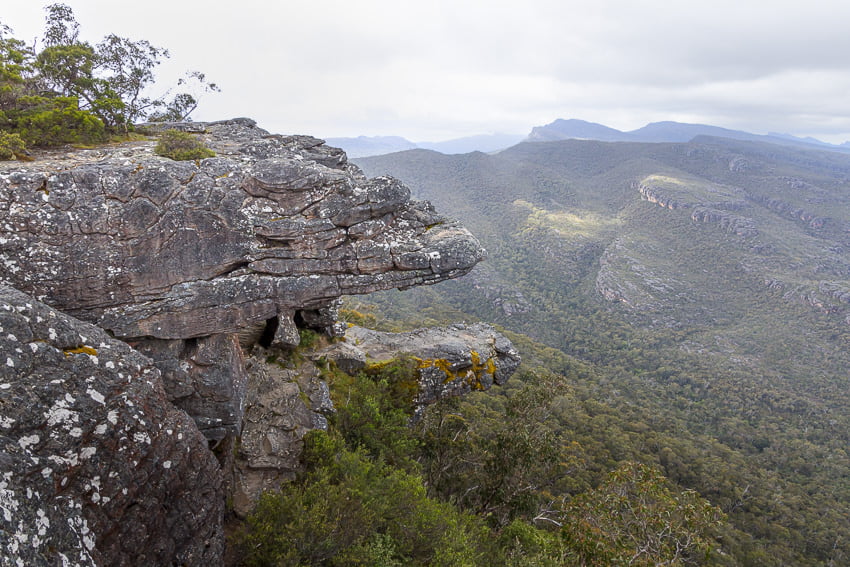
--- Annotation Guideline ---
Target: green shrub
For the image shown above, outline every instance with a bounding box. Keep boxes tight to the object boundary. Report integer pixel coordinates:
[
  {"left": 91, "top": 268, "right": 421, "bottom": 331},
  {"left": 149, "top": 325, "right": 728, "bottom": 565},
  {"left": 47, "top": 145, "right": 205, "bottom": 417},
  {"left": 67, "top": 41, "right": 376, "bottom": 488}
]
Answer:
[
  {"left": 297, "top": 328, "right": 321, "bottom": 349},
  {"left": 0, "top": 131, "right": 26, "bottom": 160},
  {"left": 12, "top": 96, "right": 106, "bottom": 146},
  {"left": 236, "top": 430, "right": 493, "bottom": 566},
  {"left": 154, "top": 128, "right": 215, "bottom": 160}
]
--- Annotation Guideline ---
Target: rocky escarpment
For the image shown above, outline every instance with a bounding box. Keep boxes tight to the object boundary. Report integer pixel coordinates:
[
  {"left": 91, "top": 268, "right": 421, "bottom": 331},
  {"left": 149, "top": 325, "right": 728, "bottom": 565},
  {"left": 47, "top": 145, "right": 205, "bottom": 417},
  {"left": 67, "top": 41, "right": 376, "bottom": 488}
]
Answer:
[
  {"left": 0, "top": 119, "right": 511, "bottom": 566},
  {"left": 0, "top": 118, "right": 484, "bottom": 440},
  {"left": 637, "top": 176, "right": 758, "bottom": 237}
]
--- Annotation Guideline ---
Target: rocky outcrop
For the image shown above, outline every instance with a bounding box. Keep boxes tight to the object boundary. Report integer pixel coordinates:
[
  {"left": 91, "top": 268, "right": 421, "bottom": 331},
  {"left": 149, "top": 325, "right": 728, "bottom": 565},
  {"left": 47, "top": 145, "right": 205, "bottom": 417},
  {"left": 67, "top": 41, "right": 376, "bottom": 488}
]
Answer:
[
  {"left": 0, "top": 118, "right": 484, "bottom": 439},
  {"left": 229, "top": 351, "right": 334, "bottom": 518},
  {"left": 637, "top": 177, "right": 757, "bottom": 237},
  {"left": 229, "top": 323, "right": 520, "bottom": 517},
  {"left": 0, "top": 285, "right": 223, "bottom": 566},
  {"left": 638, "top": 182, "right": 691, "bottom": 210},
  {"left": 749, "top": 193, "right": 828, "bottom": 229},
  {"left": 340, "top": 323, "right": 520, "bottom": 405},
  {"left": 0, "top": 118, "right": 495, "bottom": 565},
  {"left": 690, "top": 207, "right": 759, "bottom": 237}
]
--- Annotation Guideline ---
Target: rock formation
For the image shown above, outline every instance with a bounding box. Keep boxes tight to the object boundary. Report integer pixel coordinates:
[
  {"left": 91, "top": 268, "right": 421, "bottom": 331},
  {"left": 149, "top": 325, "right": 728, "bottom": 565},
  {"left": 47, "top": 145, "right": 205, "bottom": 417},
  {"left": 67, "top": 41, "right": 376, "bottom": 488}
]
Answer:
[
  {"left": 340, "top": 323, "right": 520, "bottom": 406},
  {"left": 230, "top": 323, "right": 520, "bottom": 517},
  {"left": 0, "top": 119, "right": 515, "bottom": 565},
  {"left": 0, "top": 117, "right": 485, "bottom": 440},
  {"left": 0, "top": 285, "right": 222, "bottom": 566}
]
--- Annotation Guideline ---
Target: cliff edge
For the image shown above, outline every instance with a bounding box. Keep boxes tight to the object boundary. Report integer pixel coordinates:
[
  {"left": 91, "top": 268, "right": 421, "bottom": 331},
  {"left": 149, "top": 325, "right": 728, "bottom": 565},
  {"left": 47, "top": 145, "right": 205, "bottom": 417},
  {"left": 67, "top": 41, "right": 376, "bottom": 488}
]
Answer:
[{"left": 0, "top": 119, "right": 517, "bottom": 565}]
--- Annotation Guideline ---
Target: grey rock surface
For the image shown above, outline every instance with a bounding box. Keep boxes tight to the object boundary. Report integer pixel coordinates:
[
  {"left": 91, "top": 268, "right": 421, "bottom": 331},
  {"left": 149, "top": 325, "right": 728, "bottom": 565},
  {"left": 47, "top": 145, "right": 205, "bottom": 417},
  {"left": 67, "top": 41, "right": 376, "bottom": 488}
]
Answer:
[
  {"left": 0, "top": 118, "right": 484, "bottom": 437},
  {"left": 0, "top": 118, "right": 493, "bottom": 564},
  {"left": 342, "top": 323, "right": 520, "bottom": 406},
  {"left": 230, "top": 353, "right": 333, "bottom": 518},
  {"left": 0, "top": 285, "right": 223, "bottom": 566}
]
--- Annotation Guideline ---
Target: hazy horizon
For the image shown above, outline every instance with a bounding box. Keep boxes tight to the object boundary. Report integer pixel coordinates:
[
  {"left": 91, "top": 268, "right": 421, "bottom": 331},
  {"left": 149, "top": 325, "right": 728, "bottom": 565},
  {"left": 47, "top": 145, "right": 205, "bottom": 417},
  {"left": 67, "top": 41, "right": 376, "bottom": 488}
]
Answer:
[{"left": 4, "top": 1, "right": 850, "bottom": 143}]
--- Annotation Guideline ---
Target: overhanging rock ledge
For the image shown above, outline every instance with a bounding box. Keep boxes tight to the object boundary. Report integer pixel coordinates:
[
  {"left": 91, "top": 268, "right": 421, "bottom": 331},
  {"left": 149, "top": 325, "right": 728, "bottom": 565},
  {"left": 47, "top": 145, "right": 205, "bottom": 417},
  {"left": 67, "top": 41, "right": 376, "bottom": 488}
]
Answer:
[{"left": 0, "top": 117, "right": 486, "bottom": 439}]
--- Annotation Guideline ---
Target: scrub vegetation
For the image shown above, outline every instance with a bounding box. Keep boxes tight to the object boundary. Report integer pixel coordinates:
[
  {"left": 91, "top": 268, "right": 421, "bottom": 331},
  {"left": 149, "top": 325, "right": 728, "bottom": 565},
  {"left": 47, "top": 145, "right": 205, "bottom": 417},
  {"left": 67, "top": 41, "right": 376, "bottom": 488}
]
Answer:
[
  {"left": 234, "top": 354, "right": 725, "bottom": 566},
  {"left": 0, "top": 3, "right": 217, "bottom": 156}
]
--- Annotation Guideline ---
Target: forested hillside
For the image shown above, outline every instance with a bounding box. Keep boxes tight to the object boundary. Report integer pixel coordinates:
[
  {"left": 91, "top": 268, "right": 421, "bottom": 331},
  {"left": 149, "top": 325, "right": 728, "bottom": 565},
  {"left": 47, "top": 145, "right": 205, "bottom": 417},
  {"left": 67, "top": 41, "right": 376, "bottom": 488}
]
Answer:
[{"left": 354, "top": 137, "right": 850, "bottom": 565}]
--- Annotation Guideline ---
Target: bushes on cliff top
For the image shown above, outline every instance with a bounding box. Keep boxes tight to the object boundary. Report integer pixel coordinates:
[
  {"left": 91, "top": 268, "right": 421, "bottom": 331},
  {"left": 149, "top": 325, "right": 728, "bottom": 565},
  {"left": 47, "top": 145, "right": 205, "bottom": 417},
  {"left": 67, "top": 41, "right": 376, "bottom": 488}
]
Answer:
[
  {"left": 154, "top": 129, "right": 215, "bottom": 161},
  {"left": 0, "top": 130, "right": 25, "bottom": 159},
  {"left": 0, "top": 3, "right": 218, "bottom": 157}
]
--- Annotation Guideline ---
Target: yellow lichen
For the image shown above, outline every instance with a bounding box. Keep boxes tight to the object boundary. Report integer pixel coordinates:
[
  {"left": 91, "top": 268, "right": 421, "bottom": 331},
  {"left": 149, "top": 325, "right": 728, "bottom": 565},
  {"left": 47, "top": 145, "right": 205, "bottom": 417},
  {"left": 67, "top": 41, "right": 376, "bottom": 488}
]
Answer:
[
  {"left": 63, "top": 345, "right": 98, "bottom": 357},
  {"left": 413, "top": 352, "right": 498, "bottom": 390},
  {"left": 363, "top": 359, "right": 396, "bottom": 374}
]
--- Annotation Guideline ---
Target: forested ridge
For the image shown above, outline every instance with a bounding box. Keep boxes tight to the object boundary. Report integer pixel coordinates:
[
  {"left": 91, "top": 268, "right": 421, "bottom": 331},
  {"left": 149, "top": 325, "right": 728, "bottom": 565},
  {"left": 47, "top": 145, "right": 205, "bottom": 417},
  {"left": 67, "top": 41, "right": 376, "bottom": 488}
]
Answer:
[{"left": 355, "top": 138, "right": 850, "bottom": 565}]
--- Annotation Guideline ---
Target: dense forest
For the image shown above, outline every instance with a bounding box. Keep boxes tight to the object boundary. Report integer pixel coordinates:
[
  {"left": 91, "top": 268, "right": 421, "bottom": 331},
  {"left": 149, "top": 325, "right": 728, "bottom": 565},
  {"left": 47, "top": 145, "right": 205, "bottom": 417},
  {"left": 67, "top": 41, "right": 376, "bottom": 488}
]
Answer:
[{"left": 355, "top": 138, "right": 850, "bottom": 565}]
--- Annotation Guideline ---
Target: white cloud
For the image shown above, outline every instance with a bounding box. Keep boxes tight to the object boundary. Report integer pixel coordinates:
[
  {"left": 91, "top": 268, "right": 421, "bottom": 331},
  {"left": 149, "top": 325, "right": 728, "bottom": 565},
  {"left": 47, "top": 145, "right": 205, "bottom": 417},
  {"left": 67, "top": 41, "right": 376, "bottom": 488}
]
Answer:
[{"left": 4, "top": 0, "right": 850, "bottom": 143}]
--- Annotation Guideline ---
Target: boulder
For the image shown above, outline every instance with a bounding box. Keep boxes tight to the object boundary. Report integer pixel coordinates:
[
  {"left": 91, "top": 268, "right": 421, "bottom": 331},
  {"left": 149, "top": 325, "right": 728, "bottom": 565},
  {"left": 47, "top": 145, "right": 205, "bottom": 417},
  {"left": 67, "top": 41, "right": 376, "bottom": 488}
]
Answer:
[
  {"left": 0, "top": 285, "right": 223, "bottom": 566},
  {"left": 342, "top": 323, "right": 520, "bottom": 407}
]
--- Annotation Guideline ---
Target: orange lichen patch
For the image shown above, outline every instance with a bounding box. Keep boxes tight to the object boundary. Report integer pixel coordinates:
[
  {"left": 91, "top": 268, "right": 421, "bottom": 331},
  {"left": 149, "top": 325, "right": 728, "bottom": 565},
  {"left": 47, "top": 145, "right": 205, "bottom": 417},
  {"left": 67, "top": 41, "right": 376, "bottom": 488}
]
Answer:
[{"left": 63, "top": 345, "right": 98, "bottom": 357}]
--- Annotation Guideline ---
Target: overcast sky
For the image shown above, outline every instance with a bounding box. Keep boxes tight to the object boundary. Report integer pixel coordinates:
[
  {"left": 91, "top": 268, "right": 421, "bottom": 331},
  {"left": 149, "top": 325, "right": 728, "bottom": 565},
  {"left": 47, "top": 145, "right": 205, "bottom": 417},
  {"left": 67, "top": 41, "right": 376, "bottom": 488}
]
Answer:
[{"left": 5, "top": 0, "right": 850, "bottom": 143}]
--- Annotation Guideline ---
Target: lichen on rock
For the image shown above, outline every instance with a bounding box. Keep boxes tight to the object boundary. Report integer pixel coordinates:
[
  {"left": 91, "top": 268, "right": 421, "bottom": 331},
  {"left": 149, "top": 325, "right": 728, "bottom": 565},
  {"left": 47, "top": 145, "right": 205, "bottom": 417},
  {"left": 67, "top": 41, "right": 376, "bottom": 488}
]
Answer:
[
  {"left": 0, "top": 117, "right": 485, "bottom": 439},
  {"left": 0, "top": 118, "right": 509, "bottom": 565},
  {"left": 0, "top": 285, "right": 223, "bottom": 566}
]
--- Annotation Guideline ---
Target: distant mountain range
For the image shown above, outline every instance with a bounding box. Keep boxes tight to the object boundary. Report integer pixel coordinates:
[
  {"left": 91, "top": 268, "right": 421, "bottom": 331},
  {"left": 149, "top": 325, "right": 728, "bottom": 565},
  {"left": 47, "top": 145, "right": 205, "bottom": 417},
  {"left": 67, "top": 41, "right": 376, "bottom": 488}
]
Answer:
[
  {"left": 327, "top": 119, "right": 850, "bottom": 158},
  {"left": 353, "top": 133, "right": 850, "bottom": 563},
  {"left": 527, "top": 118, "right": 850, "bottom": 152},
  {"left": 325, "top": 133, "right": 525, "bottom": 158}
]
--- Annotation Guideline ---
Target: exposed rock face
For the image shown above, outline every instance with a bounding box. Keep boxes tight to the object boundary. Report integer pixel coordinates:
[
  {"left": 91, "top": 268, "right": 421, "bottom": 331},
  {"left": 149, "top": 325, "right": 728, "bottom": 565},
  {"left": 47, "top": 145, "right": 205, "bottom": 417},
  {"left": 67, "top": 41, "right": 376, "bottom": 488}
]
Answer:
[
  {"left": 0, "top": 118, "right": 485, "bottom": 439},
  {"left": 0, "top": 118, "right": 495, "bottom": 564},
  {"left": 340, "top": 323, "right": 520, "bottom": 405},
  {"left": 690, "top": 207, "right": 758, "bottom": 237},
  {"left": 0, "top": 285, "right": 223, "bottom": 566},
  {"left": 229, "top": 323, "right": 520, "bottom": 516},
  {"left": 230, "top": 353, "right": 335, "bottom": 518}
]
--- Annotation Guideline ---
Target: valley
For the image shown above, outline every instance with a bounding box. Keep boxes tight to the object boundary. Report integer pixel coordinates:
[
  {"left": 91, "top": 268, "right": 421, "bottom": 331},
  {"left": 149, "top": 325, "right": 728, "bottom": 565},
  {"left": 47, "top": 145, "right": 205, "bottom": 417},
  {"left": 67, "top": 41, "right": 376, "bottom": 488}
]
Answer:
[{"left": 354, "top": 136, "right": 850, "bottom": 565}]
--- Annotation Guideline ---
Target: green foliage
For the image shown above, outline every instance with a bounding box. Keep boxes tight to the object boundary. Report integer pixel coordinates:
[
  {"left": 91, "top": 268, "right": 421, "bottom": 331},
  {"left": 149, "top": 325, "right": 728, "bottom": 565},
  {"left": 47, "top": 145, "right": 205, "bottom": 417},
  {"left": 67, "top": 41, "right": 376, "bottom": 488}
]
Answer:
[
  {"left": 338, "top": 305, "right": 378, "bottom": 328},
  {"left": 235, "top": 346, "right": 730, "bottom": 565},
  {"left": 0, "top": 4, "right": 218, "bottom": 151},
  {"left": 329, "top": 356, "right": 421, "bottom": 468},
  {"left": 355, "top": 139, "right": 850, "bottom": 564},
  {"left": 418, "top": 369, "right": 574, "bottom": 527},
  {"left": 562, "top": 462, "right": 725, "bottom": 566},
  {"left": 298, "top": 328, "right": 321, "bottom": 349},
  {"left": 154, "top": 129, "right": 214, "bottom": 161},
  {"left": 236, "top": 430, "right": 491, "bottom": 567},
  {"left": 498, "top": 520, "right": 569, "bottom": 566},
  {"left": 0, "top": 130, "right": 25, "bottom": 159},
  {"left": 12, "top": 95, "right": 106, "bottom": 146}
]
